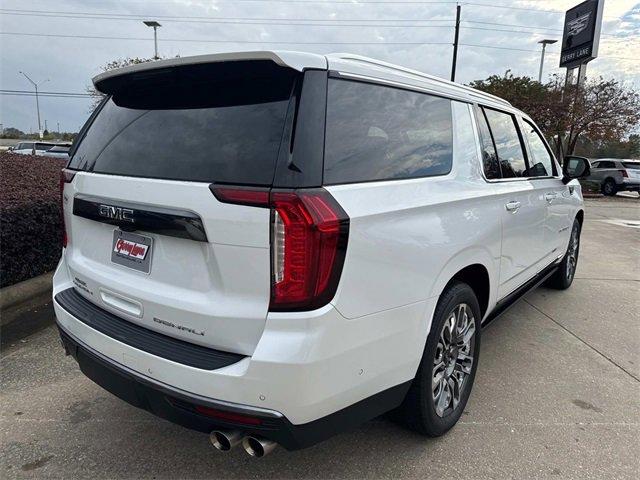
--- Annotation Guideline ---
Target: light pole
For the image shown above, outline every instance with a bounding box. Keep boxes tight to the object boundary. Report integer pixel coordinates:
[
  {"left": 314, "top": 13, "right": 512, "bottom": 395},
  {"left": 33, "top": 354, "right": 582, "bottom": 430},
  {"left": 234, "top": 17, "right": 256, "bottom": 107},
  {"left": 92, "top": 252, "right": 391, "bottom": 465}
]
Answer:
[
  {"left": 19, "top": 71, "right": 49, "bottom": 137},
  {"left": 537, "top": 39, "right": 557, "bottom": 83},
  {"left": 143, "top": 21, "right": 162, "bottom": 60}
]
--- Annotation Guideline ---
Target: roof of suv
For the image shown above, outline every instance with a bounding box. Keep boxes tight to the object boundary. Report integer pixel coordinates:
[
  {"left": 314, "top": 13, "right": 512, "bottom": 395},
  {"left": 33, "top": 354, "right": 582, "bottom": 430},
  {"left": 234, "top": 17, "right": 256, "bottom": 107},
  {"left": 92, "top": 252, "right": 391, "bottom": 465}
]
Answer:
[{"left": 93, "top": 50, "right": 513, "bottom": 111}]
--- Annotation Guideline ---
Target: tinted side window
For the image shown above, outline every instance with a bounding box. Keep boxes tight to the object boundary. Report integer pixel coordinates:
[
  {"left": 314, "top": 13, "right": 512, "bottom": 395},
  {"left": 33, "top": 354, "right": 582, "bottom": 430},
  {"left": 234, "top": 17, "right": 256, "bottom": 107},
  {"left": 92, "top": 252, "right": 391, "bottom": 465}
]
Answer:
[
  {"left": 482, "top": 108, "right": 527, "bottom": 178},
  {"left": 324, "top": 79, "right": 453, "bottom": 184},
  {"left": 523, "top": 119, "right": 554, "bottom": 177},
  {"left": 599, "top": 161, "right": 615, "bottom": 168},
  {"left": 475, "top": 107, "right": 501, "bottom": 179}
]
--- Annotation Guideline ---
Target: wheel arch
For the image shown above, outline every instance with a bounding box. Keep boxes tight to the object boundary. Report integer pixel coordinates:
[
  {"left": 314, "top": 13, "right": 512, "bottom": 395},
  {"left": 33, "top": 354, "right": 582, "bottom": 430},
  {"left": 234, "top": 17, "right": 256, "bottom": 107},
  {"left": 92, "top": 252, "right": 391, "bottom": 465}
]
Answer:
[
  {"left": 429, "top": 248, "right": 496, "bottom": 320},
  {"left": 445, "top": 264, "right": 490, "bottom": 318}
]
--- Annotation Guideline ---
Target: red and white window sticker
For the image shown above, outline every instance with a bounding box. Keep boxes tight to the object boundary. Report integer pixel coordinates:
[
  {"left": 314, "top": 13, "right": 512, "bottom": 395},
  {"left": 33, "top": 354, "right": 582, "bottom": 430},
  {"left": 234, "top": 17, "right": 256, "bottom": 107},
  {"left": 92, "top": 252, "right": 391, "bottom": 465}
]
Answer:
[{"left": 114, "top": 238, "right": 149, "bottom": 260}]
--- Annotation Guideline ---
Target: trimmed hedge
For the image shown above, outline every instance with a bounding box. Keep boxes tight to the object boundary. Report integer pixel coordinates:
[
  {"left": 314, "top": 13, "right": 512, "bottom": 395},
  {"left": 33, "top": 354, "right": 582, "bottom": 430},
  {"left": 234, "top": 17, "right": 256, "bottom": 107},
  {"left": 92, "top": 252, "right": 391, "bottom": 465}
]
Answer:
[{"left": 1, "top": 152, "right": 67, "bottom": 288}]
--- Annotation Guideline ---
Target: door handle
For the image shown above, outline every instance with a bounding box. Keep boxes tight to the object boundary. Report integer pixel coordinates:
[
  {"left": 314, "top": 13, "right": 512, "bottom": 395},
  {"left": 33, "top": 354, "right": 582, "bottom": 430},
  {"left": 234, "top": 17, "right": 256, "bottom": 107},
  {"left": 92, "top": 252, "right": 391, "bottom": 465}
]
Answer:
[
  {"left": 505, "top": 201, "right": 521, "bottom": 213},
  {"left": 545, "top": 192, "right": 558, "bottom": 203}
]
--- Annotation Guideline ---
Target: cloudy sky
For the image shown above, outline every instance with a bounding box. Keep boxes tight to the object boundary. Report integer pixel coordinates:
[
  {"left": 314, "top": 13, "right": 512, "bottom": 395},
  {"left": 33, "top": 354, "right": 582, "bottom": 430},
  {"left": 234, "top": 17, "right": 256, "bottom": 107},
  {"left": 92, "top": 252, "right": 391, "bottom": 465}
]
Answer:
[{"left": 1, "top": 0, "right": 638, "bottom": 133}]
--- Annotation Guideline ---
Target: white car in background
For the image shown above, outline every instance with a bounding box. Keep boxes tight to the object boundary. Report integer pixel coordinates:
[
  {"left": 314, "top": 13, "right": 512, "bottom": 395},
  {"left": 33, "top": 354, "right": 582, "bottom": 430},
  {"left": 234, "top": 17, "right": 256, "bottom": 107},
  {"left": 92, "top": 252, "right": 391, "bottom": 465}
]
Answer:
[
  {"left": 53, "top": 51, "right": 590, "bottom": 457},
  {"left": 586, "top": 158, "right": 640, "bottom": 195}
]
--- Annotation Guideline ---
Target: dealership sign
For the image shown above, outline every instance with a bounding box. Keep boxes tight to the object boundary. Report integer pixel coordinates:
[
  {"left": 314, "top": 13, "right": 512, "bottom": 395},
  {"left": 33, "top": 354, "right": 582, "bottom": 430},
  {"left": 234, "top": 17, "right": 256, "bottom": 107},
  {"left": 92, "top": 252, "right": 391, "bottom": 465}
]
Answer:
[{"left": 560, "top": 0, "right": 605, "bottom": 68}]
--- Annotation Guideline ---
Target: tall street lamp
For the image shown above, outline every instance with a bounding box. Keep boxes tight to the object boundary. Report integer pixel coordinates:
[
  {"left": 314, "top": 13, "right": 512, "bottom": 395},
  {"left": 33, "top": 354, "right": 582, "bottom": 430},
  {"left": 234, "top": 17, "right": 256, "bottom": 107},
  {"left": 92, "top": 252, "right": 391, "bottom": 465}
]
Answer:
[
  {"left": 143, "top": 21, "right": 162, "bottom": 60},
  {"left": 19, "top": 71, "right": 49, "bottom": 137},
  {"left": 537, "top": 39, "right": 557, "bottom": 83}
]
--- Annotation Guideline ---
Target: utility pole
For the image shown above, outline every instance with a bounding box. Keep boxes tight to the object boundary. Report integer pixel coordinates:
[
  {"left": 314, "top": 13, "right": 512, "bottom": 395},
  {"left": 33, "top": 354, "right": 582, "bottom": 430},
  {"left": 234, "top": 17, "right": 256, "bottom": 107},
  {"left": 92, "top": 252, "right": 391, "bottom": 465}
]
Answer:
[
  {"left": 57, "top": 122, "right": 60, "bottom": 133},
  {"left": 19, "top": 71, "right": 49, "bottom": 138},
  {"left": 143, "top": 21, "right": 162, "bottom": 60},
  {"left": 537, "top": 39, "right": 557, "bottom": 82},
  {"left": 45, "top": 119, "right": 48, "bottom": 132},
  {"left": 450, "top": 4, "right": 461, "bottom": 82}
]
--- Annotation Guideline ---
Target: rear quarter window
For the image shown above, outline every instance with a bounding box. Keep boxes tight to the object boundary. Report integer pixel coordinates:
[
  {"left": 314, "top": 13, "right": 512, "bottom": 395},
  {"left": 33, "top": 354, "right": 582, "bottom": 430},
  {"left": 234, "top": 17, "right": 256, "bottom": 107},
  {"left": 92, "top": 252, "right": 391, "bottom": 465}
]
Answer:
[{"left": 324, "top": 79, "right": 453, "bottom": 184}]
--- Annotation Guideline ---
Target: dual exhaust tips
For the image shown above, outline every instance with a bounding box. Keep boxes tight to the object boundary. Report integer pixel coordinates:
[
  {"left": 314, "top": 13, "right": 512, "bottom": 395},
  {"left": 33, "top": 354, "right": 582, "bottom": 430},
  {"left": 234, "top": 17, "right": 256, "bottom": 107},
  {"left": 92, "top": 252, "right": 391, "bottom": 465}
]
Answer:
[{"left": 210, "top": 430, "right": 277, "bottom": 458}]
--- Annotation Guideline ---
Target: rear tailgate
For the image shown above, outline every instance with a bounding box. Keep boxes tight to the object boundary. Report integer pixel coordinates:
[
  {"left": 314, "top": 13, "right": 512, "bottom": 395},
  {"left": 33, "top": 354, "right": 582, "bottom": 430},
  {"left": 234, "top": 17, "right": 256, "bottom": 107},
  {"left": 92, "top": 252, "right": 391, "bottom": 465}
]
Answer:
[{"left": 62, "top": 60, "right": 298, "bottom": 355}]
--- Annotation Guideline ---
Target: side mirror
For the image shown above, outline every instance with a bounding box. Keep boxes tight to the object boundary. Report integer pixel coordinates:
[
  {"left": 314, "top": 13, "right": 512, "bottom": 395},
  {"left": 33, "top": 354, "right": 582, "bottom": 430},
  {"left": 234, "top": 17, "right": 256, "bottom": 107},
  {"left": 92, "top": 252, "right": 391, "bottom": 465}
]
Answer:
[{"left": 562, "top": 156, "right": 591, "bottom": 185}]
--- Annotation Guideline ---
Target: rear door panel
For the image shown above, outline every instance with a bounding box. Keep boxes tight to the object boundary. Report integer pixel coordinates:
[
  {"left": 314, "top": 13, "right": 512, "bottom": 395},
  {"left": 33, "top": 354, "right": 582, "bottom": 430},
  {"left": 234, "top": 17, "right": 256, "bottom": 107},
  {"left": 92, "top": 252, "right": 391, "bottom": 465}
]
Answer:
[{"left": 493, "top": 181, "right": 547, "bottom": 299}]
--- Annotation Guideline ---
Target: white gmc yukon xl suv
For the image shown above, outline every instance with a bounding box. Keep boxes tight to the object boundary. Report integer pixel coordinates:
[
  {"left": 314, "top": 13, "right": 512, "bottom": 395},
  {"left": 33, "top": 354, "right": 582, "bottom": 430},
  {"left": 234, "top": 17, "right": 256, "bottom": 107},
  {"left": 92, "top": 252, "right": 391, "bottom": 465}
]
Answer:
[{"left": 54, "top": 51, "right": 590, "bottom": 456}]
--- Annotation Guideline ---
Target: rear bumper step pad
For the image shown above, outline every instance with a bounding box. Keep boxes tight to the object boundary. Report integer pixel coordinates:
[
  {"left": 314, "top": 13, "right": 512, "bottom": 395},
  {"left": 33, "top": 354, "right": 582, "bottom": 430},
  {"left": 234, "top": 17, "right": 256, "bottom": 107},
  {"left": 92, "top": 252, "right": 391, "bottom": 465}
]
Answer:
[{"left": 55, "top": 288, "right": 244, "bottom": 370}]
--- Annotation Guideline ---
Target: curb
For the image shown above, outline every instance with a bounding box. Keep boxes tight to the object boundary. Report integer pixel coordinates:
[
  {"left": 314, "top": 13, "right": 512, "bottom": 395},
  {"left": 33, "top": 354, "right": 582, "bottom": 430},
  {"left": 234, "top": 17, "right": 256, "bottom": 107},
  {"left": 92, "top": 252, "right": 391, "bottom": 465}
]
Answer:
[{"left": 0, "top": 272, "right": 53, "bottom": 312}]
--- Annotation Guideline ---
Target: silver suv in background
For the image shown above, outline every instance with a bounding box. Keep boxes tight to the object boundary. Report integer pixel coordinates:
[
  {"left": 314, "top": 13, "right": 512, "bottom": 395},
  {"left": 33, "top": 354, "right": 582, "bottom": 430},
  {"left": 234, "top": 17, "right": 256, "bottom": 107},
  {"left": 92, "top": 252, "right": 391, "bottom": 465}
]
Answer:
[{"left": 586, "top": 159, "right": 640, "bottom": 196}]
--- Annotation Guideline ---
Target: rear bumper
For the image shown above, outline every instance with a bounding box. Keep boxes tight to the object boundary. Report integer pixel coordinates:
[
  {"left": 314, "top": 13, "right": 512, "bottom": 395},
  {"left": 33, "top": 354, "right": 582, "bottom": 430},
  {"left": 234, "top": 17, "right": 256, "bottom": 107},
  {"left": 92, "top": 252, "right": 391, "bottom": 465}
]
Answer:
[
  {"left": 620, "top": 180, "right": 640, "bottom": 191},
  {"left": 57, "top": 323, "right": 409, "bottom": 450},
  {"left": 53, "top": 255, "right": 430, "bottom": 448}
]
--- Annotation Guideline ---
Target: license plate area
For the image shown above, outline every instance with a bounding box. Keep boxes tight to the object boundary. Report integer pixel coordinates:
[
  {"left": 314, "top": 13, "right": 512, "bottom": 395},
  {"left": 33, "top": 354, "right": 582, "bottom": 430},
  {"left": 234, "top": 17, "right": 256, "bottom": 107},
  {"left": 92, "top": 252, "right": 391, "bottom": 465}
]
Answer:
[{"left": 111, "top": 230, "right": 153, "bottom": 274}]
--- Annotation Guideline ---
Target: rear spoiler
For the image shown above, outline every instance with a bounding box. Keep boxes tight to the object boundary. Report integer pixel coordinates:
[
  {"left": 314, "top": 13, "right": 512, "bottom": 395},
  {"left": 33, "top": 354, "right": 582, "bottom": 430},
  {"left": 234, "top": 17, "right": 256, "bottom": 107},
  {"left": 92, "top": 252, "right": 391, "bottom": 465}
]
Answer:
[{"left": 92, "top": 51, "right": 327, "bottom": 95}]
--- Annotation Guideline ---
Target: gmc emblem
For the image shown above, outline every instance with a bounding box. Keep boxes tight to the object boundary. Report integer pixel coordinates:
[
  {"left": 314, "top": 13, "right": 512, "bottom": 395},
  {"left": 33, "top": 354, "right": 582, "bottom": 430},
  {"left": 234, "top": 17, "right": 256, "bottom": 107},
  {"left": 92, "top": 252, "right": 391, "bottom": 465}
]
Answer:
[{"left": 98, "top": 204, "right": 135, "bottom": 223}]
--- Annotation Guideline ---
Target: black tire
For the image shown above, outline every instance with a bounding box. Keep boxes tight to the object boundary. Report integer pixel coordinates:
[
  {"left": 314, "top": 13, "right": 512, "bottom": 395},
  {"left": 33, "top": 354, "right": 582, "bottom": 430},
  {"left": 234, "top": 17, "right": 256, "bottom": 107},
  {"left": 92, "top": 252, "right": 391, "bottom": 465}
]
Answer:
[
  {"left": 398, "top": 281, "right": 481, "bottom": 436},
  {"left": 546, "top": 218, "right": 581, "bottom": 290},
  {"left": 602, "top": 178, "right": 617, "bottom": 196}
]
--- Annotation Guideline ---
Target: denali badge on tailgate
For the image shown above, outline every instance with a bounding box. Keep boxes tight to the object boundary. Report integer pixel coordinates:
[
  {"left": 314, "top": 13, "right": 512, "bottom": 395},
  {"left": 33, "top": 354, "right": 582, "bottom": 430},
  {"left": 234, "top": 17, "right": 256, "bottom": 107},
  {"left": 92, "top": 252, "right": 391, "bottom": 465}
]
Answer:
[{"left": 111, "top": 230, "right": 153, "bottom": 274}]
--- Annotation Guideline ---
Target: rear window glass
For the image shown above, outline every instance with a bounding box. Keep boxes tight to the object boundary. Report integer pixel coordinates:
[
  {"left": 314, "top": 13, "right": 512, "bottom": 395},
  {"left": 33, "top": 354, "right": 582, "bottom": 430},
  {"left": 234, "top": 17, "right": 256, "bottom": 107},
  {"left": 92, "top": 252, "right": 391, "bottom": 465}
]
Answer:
[
  {"left": 69, "top": 64, "right": 296, "bottom": 185},
  {"left": 622, "top": 162, "right": 640, "bottom": 169},
  {"left": 324, "top": 79, "right": 453, "bottom": 184}
]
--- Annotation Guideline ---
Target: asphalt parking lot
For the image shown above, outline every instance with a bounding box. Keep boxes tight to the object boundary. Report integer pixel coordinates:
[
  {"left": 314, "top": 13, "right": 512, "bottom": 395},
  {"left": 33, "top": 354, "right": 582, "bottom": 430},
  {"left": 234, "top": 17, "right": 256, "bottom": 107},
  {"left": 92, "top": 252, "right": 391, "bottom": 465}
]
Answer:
[{"left": 1, "top": 196, "right": 638, "bottom": 479}]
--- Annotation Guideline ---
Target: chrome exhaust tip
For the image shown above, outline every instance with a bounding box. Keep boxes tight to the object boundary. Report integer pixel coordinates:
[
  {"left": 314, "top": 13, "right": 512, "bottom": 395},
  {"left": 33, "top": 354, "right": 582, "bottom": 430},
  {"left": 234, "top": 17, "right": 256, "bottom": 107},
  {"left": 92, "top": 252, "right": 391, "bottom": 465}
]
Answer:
[
  {"left": 210, "top": 430, "right": 243, "bottom": 452},
  {"left": 242, "top": 436, "right": 277, "bottom": 457}
]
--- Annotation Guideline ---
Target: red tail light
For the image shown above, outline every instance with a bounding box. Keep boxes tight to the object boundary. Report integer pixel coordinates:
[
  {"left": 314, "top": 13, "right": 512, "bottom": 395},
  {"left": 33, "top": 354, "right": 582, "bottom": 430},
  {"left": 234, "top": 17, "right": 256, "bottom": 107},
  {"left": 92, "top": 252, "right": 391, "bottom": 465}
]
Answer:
[
  {"left": 211, "top": 186, "right": 349, "bottom": 311},
  {"left": 60, "top": 169, "right": 75, "bottom": 248},
  {"left": 619, "top": 169, "right": 629, "bottom": 178}
]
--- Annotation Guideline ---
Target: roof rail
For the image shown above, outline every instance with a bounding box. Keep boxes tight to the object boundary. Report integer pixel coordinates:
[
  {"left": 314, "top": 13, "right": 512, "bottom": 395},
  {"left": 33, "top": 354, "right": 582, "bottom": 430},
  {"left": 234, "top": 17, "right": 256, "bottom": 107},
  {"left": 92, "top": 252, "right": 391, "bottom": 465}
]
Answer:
[{"left": 326, "top": 53, "right": 512, "bottom": 108}]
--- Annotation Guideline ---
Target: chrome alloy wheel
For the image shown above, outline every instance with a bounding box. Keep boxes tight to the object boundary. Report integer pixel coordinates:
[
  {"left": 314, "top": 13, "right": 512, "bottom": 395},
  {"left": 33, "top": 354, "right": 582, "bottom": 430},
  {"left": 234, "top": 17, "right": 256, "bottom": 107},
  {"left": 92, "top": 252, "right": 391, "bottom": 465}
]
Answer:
[
  {"left": 566, "top": 223, "right": 579, "bottom": 281},
  {"left": 432, "top": 303, "right": 476, "bottom": 418}
]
